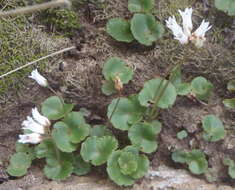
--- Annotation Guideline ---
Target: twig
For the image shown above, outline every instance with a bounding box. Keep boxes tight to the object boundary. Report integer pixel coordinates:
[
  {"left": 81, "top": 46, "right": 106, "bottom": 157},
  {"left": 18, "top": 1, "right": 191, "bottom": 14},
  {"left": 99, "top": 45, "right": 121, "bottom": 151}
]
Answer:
[
  {"left": 0, "top": 0, "right": 71, "bottom": 18},
  {"left": 0, "top": 46, "right": 76, "bottom": 79}
]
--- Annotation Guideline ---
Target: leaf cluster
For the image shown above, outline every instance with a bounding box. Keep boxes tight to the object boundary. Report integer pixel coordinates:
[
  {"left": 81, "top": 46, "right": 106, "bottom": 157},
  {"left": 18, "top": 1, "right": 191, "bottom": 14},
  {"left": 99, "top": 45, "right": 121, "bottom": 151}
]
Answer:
[
  {"left": 172, "top": 149, "right": 208, "bottom": 175},
  {"left": 202, "top": 115, "right": 225, "bottom": 142},
  {"left": 170, "top": 66, "right": 214, "bottom": 101},
  {"left": 107, "top": 146, "right": 149, "bottom": 186},
  {"left": 102, "top": 57, "right": 134, "bottom": 95},
  {"left": 106, "top": 0, "right": 164, "bottom": 46}
]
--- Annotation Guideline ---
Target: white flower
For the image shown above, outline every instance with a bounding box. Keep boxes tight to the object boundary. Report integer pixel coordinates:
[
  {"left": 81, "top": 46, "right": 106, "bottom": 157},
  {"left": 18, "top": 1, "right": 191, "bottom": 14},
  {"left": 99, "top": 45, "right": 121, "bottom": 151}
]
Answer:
[
  {"left": 18, "top": 133, "right": 42, "bottom": 144},
  {"left": 166, "top": 7, "right": 212, "bottom": 47},
  {"left": 166, "top": 16, "right": 189, "bottom": 44},
  {"left": 32, "top": 107, "right": 50, "bottom": 127},
  {"left": 178, "top": 7, "right": 193, "bottom": 37},
  {"left": 190, "top": 20, "right": 212, "bottom": 48},
  {"left": 29, "top": 69, "right": 48, "bottom": 87},
  {"left": 22, "top": 116, "right": 45, "bottom": 134}
]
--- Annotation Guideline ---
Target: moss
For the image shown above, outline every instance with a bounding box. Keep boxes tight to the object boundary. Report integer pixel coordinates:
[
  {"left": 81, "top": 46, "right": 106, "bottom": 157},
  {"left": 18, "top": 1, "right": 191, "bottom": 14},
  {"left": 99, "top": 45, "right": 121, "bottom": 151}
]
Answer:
[
  {"left": 35, "top": 0, "right": 80, "bottom": 37},
  {"left": 39, "top": 8, "right": 80, "bottom": 37},
  {"left": 0, "top": 0, "right": 49, "bottom": 95}
]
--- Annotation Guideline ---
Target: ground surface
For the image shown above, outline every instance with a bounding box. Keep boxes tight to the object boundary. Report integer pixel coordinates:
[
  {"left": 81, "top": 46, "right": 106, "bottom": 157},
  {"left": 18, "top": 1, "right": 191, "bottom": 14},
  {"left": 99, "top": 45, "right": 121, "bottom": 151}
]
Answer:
[{"left": 0, "top": 0, "right": 235, "bottom": 189}]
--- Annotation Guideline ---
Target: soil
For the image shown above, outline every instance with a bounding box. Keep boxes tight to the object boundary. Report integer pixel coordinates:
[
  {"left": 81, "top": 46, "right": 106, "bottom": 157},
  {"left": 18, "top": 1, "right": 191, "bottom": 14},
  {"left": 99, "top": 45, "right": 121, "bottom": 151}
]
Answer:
[{"left": 0, "top": 0, "right": 235, "bottom": 189}]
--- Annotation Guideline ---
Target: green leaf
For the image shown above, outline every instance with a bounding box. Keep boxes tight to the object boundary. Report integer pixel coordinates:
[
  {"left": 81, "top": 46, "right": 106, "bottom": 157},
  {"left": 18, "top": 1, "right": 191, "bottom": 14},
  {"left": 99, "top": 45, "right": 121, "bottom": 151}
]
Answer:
[
  {"left": 223, "top": 98, "right": 235, "bottom": 109},
  {"left": 107, "top": 151, "right": 135, "bottom": 186},
  {"left": 187, "top": 150, "right": 208, "bottom": 175},
  {"left": 223, "top": 158, "right": 235, "bottom": 179},
  {"left": 102, "top": 57, "right": 134, "bottom": 84},
  {"left": 106, "top": 18, "right": 134, "bottom": 43},
  {"left": 128, "top": 0, "right": 154, "bottom": 13},
  {"left": 191, "top": 77, "right": 213, "bottom": 101},
  {"left": 63, "top": 112, "right": 90, "bottom": 144},
  {"left": 177, "top": 130, "right": 188, "bottom": 140},
  {"left": 138, "top": 78, "right": 177, "bottom": 108},
  {"left": 223, "top": 158, "right": 234, "bottom": 166},
  {"left": 202, "top": 115, "right": 225, "bottom": 142},
  {"left": 44, "top": 157, "right": 73, "bottom": 180},
  {"left": 73, "top": 155, "right": 91, "bottom": 176},
  {"left": 172, "top": 150, "right": 188, "bottom": 164},
  {"left": 101, "top": 80, "right": 117, "bottom": 95},
  {"left": 15, "top": 143, "right": 35, "bottom": 160},
  {"left": 35, "top": 139, "right": 55, "bottom": 159},
  {"left": 128, "top": 122, "right": 159, "bottom": 153},
  {"left": 131, "top": 14, "right": 164, "bottom": 46},
  {"left": 81, "top": 136, "right": 118, "bottom": 166},
  {"left": 107, "top": 96, "right": 146, "bottom": 130},
  {"left": 42, "top": 96, "right": 74, "bottom": 120},
  {"left": 7, "top": 152, "right": 32, "bottom": 177},
  {"left": 227, "top": 80, "right": 235, "bottom": 92},
  {"left": 176, "top": 83, "right": 191, "bottom": 96},
  {"left": 172, "top": 150, "right": 208, "bottom": 175},
  {"left": 118, "top": 151, "right": 138, "bottom": 175},
  {"left": 90, "top": 125, "right": 111, "bottom": 137},
  {"left": 52, "top": 122, "right": 77, "bottom": 152},
  {"left": 215, "top": 0, "right": 235, "bottom": 16},
  {"left": 107, "top": 148, "right": 149, "bottom": 186},
  {"left": 130, "top": 154, "right": 149, "bottom": 179}
]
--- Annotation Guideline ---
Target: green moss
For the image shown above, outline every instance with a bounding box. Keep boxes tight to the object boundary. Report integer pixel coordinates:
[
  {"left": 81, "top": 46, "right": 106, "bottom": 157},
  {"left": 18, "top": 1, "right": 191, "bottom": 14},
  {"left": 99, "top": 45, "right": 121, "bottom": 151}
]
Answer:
[
  {"left": 35, "top": 0, "right": 80, "bottom": 37},
  {"left": 0, "top": 1, "right": 48, "bottom": 95},
  {"left": 38, "top": 8, "right": 80, "bottom": 37}
]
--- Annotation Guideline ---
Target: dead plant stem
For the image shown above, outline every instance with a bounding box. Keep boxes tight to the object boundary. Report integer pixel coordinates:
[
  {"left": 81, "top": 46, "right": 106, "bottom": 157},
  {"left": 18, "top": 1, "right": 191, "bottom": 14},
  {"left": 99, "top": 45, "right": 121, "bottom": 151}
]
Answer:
[
  {"left": 0, "top": 46, "right": 76, "bottom": 80},
  {"left": 0, "top": 0, "right": 71, "bottom": 17}
]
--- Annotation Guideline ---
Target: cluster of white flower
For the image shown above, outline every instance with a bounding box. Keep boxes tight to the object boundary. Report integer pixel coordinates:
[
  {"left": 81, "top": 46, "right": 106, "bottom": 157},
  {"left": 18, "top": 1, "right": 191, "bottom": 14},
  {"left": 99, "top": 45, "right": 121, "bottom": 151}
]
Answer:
[
  {"left": 19, "top": 108, "right": 51, "bottom": 144},
  {"left": 18, "top": 69, "right": 50, "bottom": 144},
  {"left": 166, "top": 7, "right": 212, "bottom": 48}
]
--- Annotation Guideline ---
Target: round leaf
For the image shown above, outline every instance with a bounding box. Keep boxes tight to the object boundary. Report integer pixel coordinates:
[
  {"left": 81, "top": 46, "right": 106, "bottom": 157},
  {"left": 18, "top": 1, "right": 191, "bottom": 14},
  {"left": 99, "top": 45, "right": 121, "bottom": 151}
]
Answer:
[
  {"left": 172, "top": 150, "right": 188, "bottom": 164},
  {"left": 191, "top": 77, "right": 213, "bottom": 101},
  {"left": 131, "top": 14, "right": 164, "bottom": 46},
  {"left": 202, "top": 115, "right": 225, "bottom": 142},
  {"left": 7, "top": 152, "right": 32, "bottom": 177},
  {"left": 177, "top": 130, "right": 188, "bottom": 140},
  {"left": 215, "top": 0, "right": 235, "bottom": 16},
  {"left": 118, "top": 152, "right": 138, "bottom": 175},
  {"left": 130, "top": 154, "right": 149, "bottom": 179},
  {"left": 44, "top": 157, "right": 73, "bottom": 180},
  {"left": 176, "top": 83, "right": 191, "bottom": 96},
  {"left": 138, "top": 78, "right": 177, "bottom": 108},
  {"left": 42, "top": 96, "right": 74, "bottom": 120},
  {"left": 106, "top": 18, "right": 134, "bottom": 43},
  {"left": 107, "top": 151, "right": 135, "bottom": 186},
  {"left": 223, "top": 98, "right": 235, "bottom": 109},
  {"left": 102, "top": 57, "right": 134, "bottom": 84},
  {"left": 187, "top": 150, "right": 208, "bottom": 175},
  {"left": 90, "top": 125, "right": 111, "bottom": 137},
  {"left": 73, "top": 155, "right": 91, "bottom": 176},
  {"left": 35, "top": 139, "right": 55, "bottom": 159},
  {"left": 81, "top": 136, "right": 118, "bottom": 166},
  {"left": 128, "top": 0, "right": 154, "bottom": 13},
  {"left": 52, "top": 122, "right": 77, "bottom": 152},
  {"left": 63, "top": 112, "right": 90, "bottom": 144},
  {"left": 128, "top": 122, "right": 159, "bottom": 153},
  {"left": 101, "top": 80, "right": 117, "bottom": 95},
  {"left": 107, "top": 96, "right": 146, "bottom": 130}
]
